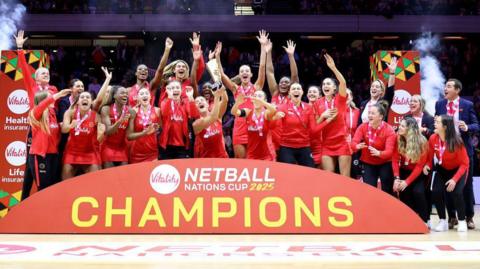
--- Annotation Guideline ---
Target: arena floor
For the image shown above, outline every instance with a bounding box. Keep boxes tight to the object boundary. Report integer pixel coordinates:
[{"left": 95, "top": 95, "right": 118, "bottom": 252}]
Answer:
[{"left": 1, "top": 208, "right": 480, "bottom": 269}]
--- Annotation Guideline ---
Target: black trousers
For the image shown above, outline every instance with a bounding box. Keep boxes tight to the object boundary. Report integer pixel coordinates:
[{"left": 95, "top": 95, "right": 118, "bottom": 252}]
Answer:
[
  {"left": 399, "top": 169, "right": 429, "bottom": 222},
  {"left": 160, "top": 145, "right": 190, "bottom": 160},
  {"left": 362, "top": 162, "right": 394, "bottom": 195},
  {"left": 22, "top": 154, "right": 60, "bottom": 201},
  {"left": 446, "top": 155, "right": 475, "bottom": 220},
  {"left": 278, "top": 146, "right": 315, "bottom": 168},
  {"left": 432, "top": 165, "right": 466, "bottom": 221}
]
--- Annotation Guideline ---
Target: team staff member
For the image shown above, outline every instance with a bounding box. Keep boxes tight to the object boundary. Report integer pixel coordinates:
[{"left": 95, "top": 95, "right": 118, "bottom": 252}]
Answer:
[
  {"left": 392, "top": 117, "right": 429, "bottom": 224},
  {"left": 424, "top": 115, "right": 470, "bottom": 232},
  {"left": 358, "top": 57, "right": 397, "bottom": 124},
  {"left": 159, "top": 82, "right": 200, "bottom": 159},
  {"left": 193, "top": 87, "right": 229, "bottom": 158},
  {"left": 100, "top": 86, "right": 132, "bottom": 168},
  {"left": 232, "top": 90, "right": 277, "bottom": 161},
  {"left": 351, "top": 102, "right": 396, "bottom": 194},
  {"left": 22, "top": 89, "right": 71, "bottom": 198},
  {"left": 434, "top": 78, "right": 479, "bottom": 229},
  {"left": 61, "top": 92, "right": 105, "bottom": 179},
  {"left": 127, "top": 88, "right": 161, "bottom": 163},
  {"left": 216, "top": 30, "right": 268, "bottom": 159}
]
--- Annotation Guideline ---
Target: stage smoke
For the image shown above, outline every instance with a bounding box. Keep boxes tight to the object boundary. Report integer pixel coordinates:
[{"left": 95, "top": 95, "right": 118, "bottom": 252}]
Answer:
[
  {"left": 413, "top": 33, "right": 445, "bottom": 116},
  {"left": 0, "top": 0, "right": 25, "bottom": 52}
]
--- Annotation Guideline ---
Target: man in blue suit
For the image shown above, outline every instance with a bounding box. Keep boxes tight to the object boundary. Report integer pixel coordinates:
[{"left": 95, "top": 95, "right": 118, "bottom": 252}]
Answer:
[{"left": 435, "top": 78, "right": 479, "bottom": 229}]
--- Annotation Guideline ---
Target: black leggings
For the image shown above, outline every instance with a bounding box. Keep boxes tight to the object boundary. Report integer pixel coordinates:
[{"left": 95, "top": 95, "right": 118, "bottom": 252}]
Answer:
[
  {"left": 432, "top": 165, "right": 466, "bottom": 221},
  {"left": 399, "top": 169, "right": 429, "bottom": 222},
  {"left": 362, "top": 162, "right": 394, "bottom": 195},
  {"left": 278, "top": 146, "right": 315, "bottom": 168},
  {"left": 22, "top": 154, "right": 59, "bottom": 201},
  {"left": 160, "top": 145, "right": 190, "bottom": 160}
]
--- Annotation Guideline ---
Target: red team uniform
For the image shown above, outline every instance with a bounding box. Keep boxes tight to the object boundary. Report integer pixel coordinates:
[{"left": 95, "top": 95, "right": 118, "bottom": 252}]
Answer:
[
  {"left": 101, "top": 105, "right": 129, "bottom": 162},
  {"left": 233, "top": 83, "right": 255, "bottom": 145},
  {"left": 246, "top": 110, "right": 274, "bottom": 161},
  {"left": 196, "top": 120, "right": 228, "bottom": 158},
  {"left": 63, "top": 109, "right": 100, "bottom": 165},
  {"left": 130, "top": 106, "right": 160, "bottom": 163},
  {"left": 317, "top": 94, "right": 351, "bottom": 156},
  {"left": 270, "top": 93, "right": 289, "bottom": 150}
]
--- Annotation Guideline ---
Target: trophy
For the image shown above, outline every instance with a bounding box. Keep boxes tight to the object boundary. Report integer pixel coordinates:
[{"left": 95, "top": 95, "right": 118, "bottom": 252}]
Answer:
[{"left": 206, "top": 59, "right": 222, "bottom": 91}]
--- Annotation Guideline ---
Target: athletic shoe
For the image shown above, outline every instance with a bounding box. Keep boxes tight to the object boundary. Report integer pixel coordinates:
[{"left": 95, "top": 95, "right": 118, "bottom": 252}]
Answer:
[
  {"left": 434, "top": 219, "right": 448, "bottom": 232},
  {"left": 457, "top": 220, "right": 468, "bottom": 232}
]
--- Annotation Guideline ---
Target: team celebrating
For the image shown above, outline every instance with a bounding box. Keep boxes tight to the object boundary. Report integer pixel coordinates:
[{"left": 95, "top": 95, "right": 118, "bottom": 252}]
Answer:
[{"left": 14, "top": 29, "right": 479, "bottom": 232}]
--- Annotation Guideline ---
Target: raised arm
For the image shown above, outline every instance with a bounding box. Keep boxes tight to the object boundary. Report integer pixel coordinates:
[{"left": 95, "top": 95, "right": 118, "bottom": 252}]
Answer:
[
  {"left": 14, "top": 30, "right": 36, "bottom": 107},
  {"left": 152, "top": 37, "right": 173, "bottom": 90},
  {"left": 265, "top": 40, "right": 278, "bottom": 96},
  {"left": 387, "top": 56, "right": 397, "bottom": 88},
  {"left": 92, "top": 66, "right": 112, "bottom": 111},
  {"left": 192, "top": 88, "right": 224, "bottom": 134},
  {"left": 254, "top": 30, "right": 268, "bottom": 91},
  {"left": 284, "top": 39, "right": 299, "bottom": 83},
  {"left": 190, "top": 47, "right": 203, "bottom": 97},
  {"left": 215, "top": 42, "right": 238, "bottom": 94},
  {"left": 324, "top": 53, "right": 346, "bottom": 97},
  {"left": 218, "top": 87, "right": 229, "bottom": 118},
  {"left": 231, "top": 93, "right": 247, "bottom": 117}
]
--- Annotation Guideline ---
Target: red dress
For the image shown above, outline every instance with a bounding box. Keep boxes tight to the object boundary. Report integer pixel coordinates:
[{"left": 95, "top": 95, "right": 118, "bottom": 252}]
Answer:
[
  {"left": 63, "top": 109, "right": 100, "bottom": 165},
  {"left": 232, "top": 83, "right": 255, "bottom": 146},
  {"left": 101, "top": 105, "right": 129, "bottom": 162},
  {"left": 317, "top": 95, "right": 351, "bottom": 156},
  {"left": 129, "top": 106, "right": 160, "bottom": 163},
  {"left": 246, "top": 110, "right": 274, "bottom": 161},
  {"left": 196, "top": 120, "right": 228, "bottom": 158}
]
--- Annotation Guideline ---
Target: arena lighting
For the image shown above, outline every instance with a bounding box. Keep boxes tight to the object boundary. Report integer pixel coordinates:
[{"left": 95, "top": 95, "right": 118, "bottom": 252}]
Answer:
[
  {"left": 98, "top": 35, "right": 127, "bottom": 39},
  {"left": 300, "top": 36, "right": 333, "bottom": 40},
  {"left": 443, "top": 36, "right": 465, "bottom": 40},
  {"left": 30, "top": 35, "right": 56, "bottom": 38},
  {"left": 373, "top": 36, "right": 400, "bottom": 40}
]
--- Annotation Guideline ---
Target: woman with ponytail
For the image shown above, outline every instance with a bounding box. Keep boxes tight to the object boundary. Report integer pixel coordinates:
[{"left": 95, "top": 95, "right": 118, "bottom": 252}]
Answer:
[
  {"left": 22, "top": 89, "right": 71, "bottom": 197},
  {"left": 425, "top": 115, "right": 470, "bottom": 232}
]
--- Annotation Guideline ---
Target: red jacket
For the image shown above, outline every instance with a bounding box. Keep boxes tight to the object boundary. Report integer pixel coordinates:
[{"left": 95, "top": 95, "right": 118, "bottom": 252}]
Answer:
[
  {"left": 427, "top": 134, "right": 469, "bottom": 182},
  {"left": 392, "top": 138, "right": 429, "bottom": 185},
  {"left": 159, "top": 99, "right": 199, "bottom": 149},
  {"left": 351, "top": 121, "right": 396, "bottom": 165},
  {"left": 29, "top": 96, "right": 59, "bottom": 157}
]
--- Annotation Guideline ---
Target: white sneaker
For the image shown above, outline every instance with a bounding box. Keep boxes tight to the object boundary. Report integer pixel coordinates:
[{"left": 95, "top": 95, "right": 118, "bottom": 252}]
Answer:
[
  {"left": 426, "top": 220, "right": 432, "bottom": 230},
  {"left": 457, "top": 220, "right": 468, "bottom": 232},
  {"left": 434, "top": 219, "right": 448, "bottom": 232}
]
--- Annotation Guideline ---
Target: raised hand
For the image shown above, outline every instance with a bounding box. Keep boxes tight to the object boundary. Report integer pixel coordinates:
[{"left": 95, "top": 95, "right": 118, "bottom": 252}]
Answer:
[
  {"left": 388, "top": 56, "right": 398, "bottom": 74},
  {"left": 256, "top": 29, "right": 269, "bottom": 46},
  {"left": 101, "top": 66, "right": 112, "bottom": 80},
  {"left": 283, "top": 39, "right": 296, "bottom": 55},
  {"left": 324, "top": 53, "right": 336, "bottom": 70},
  {"left": 13, "top": 30, "right": 28, "bottom": 49},
  {"left": 189, "top": 32, "right": 201, "bottom": 49},
  {"left": 215, "top": 41, "right": 222, "bottom": 58},
  {"left": 208, "top": 49, "right": 215, "bottom": 60},
  {"left": 213, "top": 86, "right": 226, "bottom": 98},
  {"left": 165, "top": 37, "right": 173, "bottom": 50}
]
